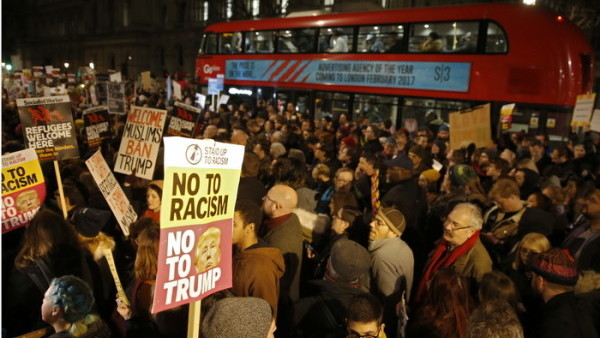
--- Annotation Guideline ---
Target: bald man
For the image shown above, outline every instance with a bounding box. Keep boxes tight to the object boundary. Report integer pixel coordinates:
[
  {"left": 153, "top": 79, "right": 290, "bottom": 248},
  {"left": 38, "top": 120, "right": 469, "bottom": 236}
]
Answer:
[{"left": 261, "top": 184, "right": 302, "bottom": 335}]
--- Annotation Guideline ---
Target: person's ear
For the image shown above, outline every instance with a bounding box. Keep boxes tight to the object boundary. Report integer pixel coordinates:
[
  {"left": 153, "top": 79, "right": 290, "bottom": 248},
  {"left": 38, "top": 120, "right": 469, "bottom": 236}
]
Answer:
[
  {"left": 245, "top": 223, "right": 255, "bottom": 234},
  {"left": 52, "top": 306, "right": 62, "bottom": 317}
]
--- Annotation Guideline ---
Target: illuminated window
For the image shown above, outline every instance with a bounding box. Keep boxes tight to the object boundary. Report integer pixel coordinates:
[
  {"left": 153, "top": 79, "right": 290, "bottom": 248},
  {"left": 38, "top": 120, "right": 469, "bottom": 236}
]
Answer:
[{"left": 252, "top": 0, "right": 259, "bottom": 17}]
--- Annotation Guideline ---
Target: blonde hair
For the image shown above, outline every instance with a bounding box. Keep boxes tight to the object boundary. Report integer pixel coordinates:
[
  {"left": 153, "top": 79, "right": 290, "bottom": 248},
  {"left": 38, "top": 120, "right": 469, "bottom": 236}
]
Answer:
[
  {"left": 77, "top": 232, "right": 116, "bottom": 261},
  {"left": 512, "top": 233, "right": 551, "bottom": 270}
]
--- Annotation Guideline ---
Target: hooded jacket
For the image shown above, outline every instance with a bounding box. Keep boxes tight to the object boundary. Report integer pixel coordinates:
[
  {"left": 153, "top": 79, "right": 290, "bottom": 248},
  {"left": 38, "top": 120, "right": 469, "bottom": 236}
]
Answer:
[{"left": 232, "top": 241, "right": 285, "bottom": 316}]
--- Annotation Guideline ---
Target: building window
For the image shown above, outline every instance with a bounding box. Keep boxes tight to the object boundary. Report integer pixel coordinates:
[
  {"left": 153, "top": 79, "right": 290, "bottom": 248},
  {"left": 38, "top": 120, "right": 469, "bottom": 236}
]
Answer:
[{"left": 324, "top": 0, "right": 334, "bottom": 7}]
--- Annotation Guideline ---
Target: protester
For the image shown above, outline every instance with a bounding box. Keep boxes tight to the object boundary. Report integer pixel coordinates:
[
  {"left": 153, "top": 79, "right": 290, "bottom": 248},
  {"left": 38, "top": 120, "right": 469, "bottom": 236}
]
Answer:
[
  {"left": 232, "top": 199, "right": 285, "bottom": 316},
  {"left": 41, "top": 275, "right": 111, "bottom": 337}
]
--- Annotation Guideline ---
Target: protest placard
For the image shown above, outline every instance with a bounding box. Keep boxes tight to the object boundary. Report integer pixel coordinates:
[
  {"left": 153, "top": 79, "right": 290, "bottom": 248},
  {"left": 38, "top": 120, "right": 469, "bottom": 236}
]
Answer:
[
  {"left": 109, "top": 72, "right": 122, "bottom": 83},
  {"left": 167, "top": 102, "right": 201, "bottom": 138},
  {"left": 17, "top": 95, "right": 80, "bottom": 161},
  {"left": 85, "top": 150, "right": 136, "bottom": 236},
  {"left": 2, "top": 148, "right": 46, "bottom": 233},
  {"left": 218, "top": 94, "right": 230, "bottom": 106},
  {"left": 500, "top": 103, "right": 515, "bottom": 131},
  {"left": 173, "top": 81, "right": 182, "bottom": 100},
  {"left": 589, "top": 109, "right": 600, "bottom": 133},
  {"left": 107, "top": 82, "right": 126, "bottom": 114},
  {"left": 152, "top": 137, "right": 244, "bottom": 314},
  {"left": 83, "top": 106, "right": 112, "bottom": 149},
  {"left": 196, "top": 93, "right": 206, "bottom": 109},
  {"left": 449, "top": 103, "right": 493, "bottom": 150},
  {"left": 33, "top": 66, "right": 43, "bottom": 78},
  {"left": 141, "top": 71, "right": 152, "bottom": 91},
  {"left": 114, "top": 106, "right": 167, "bottom": 180},
  {"left": 96, "top": 81, "right": 108, "bottom": 105},
  {"left": 571, "top": 93, "right": 596, "bottom": 127}
]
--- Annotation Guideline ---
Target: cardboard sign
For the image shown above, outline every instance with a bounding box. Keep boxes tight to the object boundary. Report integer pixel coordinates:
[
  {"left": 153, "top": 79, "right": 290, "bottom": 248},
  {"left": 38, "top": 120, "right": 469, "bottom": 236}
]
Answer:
[
  {"left": 107, "top": 82, "right": 126, "bottom": 114},
  {"left": 17, "top": 96, "right": 80, "bottom": 161},
  {"left": 449, "top": 103, "right": 493, "bottom": 150},
  {"left": 152, "top": 137, "right": 244, "bottom": 313},
  {"left": 168, "top": 102, "right": 201, "bottom": 138},
  {"left": 114, "top": 106, "right": 167, "bottom": 180},
  {"left": 571, "top": 93, "right": 596, "bottom": 126},
  {"left": 83, "top": 106, "right": 112, "bottom": 149},
  {"left": 85, "top": 150, "right": 136, "bottom": 236},
  {"left": 1, "top": 149, "right": 46, "bottom": 233}
]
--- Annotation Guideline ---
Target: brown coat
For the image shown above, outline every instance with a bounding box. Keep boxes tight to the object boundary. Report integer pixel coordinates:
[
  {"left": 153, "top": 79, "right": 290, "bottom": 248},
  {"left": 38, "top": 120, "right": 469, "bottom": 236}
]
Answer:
[
  {"left": 232, "top": 244, "right": 285, "bottom": 315},
  {"left": 452, "top": 238, "right": 492, "bottom": 282}
]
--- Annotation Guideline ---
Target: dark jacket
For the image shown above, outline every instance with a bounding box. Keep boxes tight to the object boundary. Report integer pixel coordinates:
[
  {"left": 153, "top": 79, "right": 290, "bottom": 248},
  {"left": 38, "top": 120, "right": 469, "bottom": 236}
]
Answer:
[{"left": 536, "top": 292, "right": 599, "bottom": 338}]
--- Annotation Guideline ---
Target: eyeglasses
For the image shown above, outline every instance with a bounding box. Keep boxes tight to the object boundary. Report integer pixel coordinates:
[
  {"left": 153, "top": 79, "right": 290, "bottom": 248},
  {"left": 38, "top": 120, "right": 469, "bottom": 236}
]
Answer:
[
  {"left": 444, "top": 217, "right": 472, "bottom": 231},
  {"left": 262, "top": 194, "right": 279, "bottom": 205},
  {"left": 347, "top": 327, "right": 381, "bottom": 338}
]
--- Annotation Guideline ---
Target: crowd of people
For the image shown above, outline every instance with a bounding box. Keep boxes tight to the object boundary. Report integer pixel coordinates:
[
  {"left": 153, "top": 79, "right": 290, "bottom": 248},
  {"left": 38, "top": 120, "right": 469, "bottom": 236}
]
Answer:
[{"left": 2, "top": 74, "right": 600, "bottom": 338}]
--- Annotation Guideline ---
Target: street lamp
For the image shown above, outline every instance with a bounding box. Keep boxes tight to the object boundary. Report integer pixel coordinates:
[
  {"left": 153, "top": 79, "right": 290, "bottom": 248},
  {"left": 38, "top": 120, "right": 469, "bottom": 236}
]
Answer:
[
  {"left": 89, "top": 62, "right": 95, "bottom": 70},
  {"left": 64, "top": 62, "right": 70, "bottom": 69},
  {"left": 523, "top": 0, "right": 535, "bottom": 5},
  {"left": 6, "top": 64, "right": 12, "bottom": 71}
]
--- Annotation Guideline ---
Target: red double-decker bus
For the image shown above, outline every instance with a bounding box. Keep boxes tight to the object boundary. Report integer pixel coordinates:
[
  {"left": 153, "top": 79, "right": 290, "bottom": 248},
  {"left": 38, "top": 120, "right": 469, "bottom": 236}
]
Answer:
[{"left": 196, "top": 3, "right": 594, "bottom": 140}]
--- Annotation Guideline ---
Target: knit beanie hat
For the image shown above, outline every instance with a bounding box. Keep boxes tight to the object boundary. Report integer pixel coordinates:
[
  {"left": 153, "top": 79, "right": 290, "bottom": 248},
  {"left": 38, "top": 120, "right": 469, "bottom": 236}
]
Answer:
[
  {"left": 531, "top": 248, "right": 578, "bottom": 286},
  {"left": 449, "top": 164, "right": 477, "bottom": 187},
  {"left": 330, "top": 239, "right": 371, "bottom": 283},
  {"left": 421, "top": 169, "right": 441, "bottom": 183},
  {"left": 202, "top": 297, "right": 272, "bottom": 338},
  {"left": 376, "top": 207, "right": 406, "bottom": 236}
]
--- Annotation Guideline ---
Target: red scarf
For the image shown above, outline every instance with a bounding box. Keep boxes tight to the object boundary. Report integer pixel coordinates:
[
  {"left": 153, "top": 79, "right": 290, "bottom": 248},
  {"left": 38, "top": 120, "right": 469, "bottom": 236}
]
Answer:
[{"left": 415, "top": 231, "right": 480, "bottom": 302}]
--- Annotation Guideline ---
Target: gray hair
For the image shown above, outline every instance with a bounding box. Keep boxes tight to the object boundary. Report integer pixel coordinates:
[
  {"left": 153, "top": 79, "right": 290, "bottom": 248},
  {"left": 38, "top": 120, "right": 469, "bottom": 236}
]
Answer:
[{"left": 452, "top": 203, "right": 483, "bottom": 230}]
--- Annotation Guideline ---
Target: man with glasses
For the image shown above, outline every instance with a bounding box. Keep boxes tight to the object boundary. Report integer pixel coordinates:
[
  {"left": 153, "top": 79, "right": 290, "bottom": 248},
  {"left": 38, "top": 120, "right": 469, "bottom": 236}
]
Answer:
[
  {"left": 261, "top": 184, "right": 302, "bottom": 337},
  {"left": 415, "top": 203, "right": 492, "bottom": 302},
  {"left": 346, "top": 293, "right": 386, "bottom": 338}
]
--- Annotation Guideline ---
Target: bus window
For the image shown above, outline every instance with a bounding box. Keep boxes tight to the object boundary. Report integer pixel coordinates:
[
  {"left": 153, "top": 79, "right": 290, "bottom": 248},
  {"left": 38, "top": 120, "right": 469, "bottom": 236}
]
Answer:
[
  {"left": 201, "top": 33, "right": 218, "bottom": 54},
  {"left": 219, "top": 32, "right": 242, "bottom": 53},
  {"left": 409, "top": 21, "right": 478, "bottom": 53},
  {"left": 318, "top": 27, "right": 353, "bottom": 53},
  {"left": 293, "top": 28, "right": 317, "bottom": 53},
  {"left": 245, "top": 31, "right": 274, "bottom": 53},
  {"left": 445, "top": 22, "right": 479, "bottom": 53},
  {"left": 314, "top": 92, "right": 350, "bottom": 119},
  {"left": 354, "top": 94, "right": 397, "bottom": 124},
  {"left": 486, "top": 22, "right": 508, "bottom": 53},
  {"left": 277, "top": 30, "right": 299, "bottom": 53},
  {"left": 358, "top": 25, "right": 404, "bottom": 53}
]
